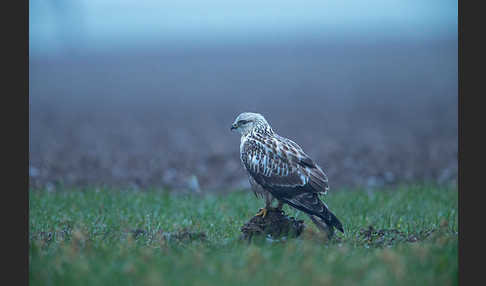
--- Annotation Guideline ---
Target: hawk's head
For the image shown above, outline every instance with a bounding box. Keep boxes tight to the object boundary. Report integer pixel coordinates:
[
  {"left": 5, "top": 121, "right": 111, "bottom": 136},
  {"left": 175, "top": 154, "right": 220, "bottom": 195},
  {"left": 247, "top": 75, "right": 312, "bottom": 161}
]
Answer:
[{"left": 231, "top": 112, "right": 273, "bottom": 136}]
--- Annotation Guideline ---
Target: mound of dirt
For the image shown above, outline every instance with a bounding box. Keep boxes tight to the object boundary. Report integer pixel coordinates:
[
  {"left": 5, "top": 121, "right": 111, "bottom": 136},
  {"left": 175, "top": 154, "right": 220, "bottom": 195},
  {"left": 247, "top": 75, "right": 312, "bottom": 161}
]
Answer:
[{"left": 240, "top": 209, "right": 305, "bottom": 241}]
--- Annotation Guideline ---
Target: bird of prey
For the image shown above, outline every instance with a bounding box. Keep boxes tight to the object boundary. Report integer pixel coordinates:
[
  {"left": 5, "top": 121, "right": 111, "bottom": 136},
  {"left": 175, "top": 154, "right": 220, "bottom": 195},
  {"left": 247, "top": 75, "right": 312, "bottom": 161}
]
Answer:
[{"left": 231, "top": 112, "right": 344, "bottom": 236}]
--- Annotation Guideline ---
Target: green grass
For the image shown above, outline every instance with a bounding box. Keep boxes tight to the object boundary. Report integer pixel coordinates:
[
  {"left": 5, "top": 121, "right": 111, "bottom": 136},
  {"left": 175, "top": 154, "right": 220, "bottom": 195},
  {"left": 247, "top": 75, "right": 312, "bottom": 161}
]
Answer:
[{"left": 29, "top": 185, "right": 458, "bottom": 286}]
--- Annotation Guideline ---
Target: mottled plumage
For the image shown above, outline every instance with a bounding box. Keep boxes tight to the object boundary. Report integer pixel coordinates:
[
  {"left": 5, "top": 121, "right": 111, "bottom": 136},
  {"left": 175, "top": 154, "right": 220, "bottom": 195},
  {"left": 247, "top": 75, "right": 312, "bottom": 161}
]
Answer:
[{"left": 231, "top": 112, "right": 344, "bottom": 236}]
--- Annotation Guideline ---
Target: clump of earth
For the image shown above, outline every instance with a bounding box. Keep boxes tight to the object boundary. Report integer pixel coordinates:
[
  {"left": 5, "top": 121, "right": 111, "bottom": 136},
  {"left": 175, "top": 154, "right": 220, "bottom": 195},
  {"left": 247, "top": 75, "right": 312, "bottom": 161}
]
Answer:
[{"left": 240, "top": 209, "right": 305, "bottom": 241}]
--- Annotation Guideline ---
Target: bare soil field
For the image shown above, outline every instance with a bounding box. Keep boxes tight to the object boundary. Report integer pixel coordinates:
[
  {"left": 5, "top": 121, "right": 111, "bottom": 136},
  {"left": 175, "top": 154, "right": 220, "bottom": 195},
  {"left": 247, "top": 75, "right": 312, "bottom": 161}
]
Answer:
[{"left": 29, "top": 39, "right": 457, "bottom": 192}]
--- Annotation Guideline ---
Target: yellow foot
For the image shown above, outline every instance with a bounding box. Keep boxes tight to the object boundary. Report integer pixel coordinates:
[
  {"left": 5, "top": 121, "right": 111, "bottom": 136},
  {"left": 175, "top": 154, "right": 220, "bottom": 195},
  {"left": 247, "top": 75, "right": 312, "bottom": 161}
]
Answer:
[{"left": 255, "top": 208, "right": 268, "bottom": 218}]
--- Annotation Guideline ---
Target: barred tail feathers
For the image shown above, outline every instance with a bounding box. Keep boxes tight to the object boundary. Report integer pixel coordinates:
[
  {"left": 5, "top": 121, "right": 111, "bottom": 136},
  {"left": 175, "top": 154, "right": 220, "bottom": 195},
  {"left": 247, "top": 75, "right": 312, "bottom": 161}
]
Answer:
[{"left": 285, "top": 192, "right": 344, "bottom": 234}]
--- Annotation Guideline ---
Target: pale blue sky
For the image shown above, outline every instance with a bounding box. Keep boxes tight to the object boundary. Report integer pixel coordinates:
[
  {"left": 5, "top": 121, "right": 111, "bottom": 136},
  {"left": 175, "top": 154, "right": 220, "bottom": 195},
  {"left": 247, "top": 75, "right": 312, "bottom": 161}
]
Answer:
[{"left": 29, "top": 0, "right": 457, "bottom": 56}]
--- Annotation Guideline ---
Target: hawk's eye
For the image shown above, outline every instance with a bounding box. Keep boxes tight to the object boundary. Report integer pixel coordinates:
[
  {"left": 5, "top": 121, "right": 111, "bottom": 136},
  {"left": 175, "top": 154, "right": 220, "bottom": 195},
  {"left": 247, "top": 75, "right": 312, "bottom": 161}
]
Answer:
[{"left": 238, "top": 120, "right": 251, "bottom": 125}]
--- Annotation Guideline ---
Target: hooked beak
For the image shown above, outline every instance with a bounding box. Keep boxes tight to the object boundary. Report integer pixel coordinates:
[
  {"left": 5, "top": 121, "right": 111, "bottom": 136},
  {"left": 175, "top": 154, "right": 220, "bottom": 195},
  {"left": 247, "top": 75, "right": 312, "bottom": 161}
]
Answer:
[{"left": 230, "top": 123, "right": 238, "bottom": 131}]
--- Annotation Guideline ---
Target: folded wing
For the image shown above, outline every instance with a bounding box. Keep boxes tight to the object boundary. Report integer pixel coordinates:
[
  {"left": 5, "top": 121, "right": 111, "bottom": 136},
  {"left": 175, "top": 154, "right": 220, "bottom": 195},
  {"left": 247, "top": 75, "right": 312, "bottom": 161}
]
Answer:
[{"left": 241, "top": 134, "right": 329, "bottom": 198}]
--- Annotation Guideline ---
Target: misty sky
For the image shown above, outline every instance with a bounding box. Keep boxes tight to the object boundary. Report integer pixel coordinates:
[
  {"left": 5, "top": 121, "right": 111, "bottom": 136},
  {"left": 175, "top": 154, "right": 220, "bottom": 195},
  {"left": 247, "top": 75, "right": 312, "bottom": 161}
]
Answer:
[{"left": 30, "top": 0, "right": 457, "bottom": 57}]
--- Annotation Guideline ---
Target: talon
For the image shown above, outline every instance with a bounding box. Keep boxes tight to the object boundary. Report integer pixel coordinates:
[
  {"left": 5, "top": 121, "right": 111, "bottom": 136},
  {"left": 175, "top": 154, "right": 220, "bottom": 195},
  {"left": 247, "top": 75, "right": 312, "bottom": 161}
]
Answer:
[{"left": 255, "top": 208, "right": 268, "bottom": 218}]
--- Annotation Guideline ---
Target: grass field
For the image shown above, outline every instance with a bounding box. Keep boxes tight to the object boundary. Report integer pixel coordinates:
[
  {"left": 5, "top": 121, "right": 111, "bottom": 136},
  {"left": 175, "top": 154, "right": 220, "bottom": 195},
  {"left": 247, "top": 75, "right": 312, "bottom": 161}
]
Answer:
[{"left": 29, "top": 185, "right": 458, "bottom": 286}]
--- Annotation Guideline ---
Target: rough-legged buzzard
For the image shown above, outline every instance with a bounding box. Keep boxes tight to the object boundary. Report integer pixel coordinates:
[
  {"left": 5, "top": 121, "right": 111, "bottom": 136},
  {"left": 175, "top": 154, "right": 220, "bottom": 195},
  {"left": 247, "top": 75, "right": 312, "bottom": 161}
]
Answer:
[{"left": 231, "top": 112, "right": 344, "bottom": 236}]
